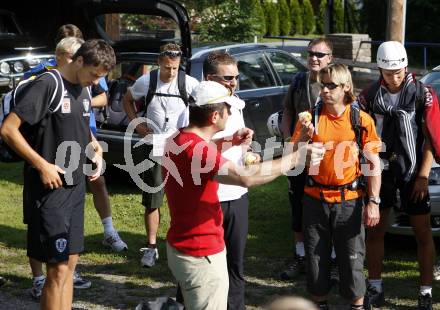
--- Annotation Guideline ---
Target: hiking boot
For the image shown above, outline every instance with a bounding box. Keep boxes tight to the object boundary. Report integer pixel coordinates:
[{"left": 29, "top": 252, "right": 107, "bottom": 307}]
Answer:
[
  {"left": 418, "top": 293, "right": 433, "bottom": 310},
  {"left": 434, "top": 262, "right": 440, "bottom": 281},
  {"left": 102, "top": 230, "right": 128, "bottom": 252},
  {"left": 140, "top": 247, "right": 159, "bottom": 268},
  {"left": 280, "top": 255, "right": 306, "bottom": 280},
  {"left": 330, "top": 258, "right": 339, "bottom": 286},
  {"left": 30, "top": 277, "right": 45, "bottom": 300},
  {"left": 364, "top": 282, "right": 385, "bottom": 308},
  {"left": 73, "top": 270, "right": 91, "bottom": 289}
]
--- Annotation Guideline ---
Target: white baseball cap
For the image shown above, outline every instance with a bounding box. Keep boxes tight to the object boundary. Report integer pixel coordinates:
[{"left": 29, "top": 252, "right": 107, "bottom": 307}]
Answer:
[{"left": 190, "top": 81, "right": 245, "bottom": 110}]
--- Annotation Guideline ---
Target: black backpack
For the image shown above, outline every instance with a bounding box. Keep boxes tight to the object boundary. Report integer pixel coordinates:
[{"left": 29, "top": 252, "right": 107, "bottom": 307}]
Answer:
[
  {"left": 0, "top": 69, "right": 65, "bottom": 162},
  {"left": 100, "top": 69, "right": 188, "bottom": 128},
  {"left": 144, "top": 69, "right": 188, "bottom": 108}
]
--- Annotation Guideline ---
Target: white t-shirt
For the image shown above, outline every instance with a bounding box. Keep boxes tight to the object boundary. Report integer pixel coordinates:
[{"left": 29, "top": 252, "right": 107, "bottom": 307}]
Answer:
[
  {"left": 129, "top": 70, "right": 199, "bottom": 155},
  {"left": 374, "top": 91, "right": 400, "bottom": 138},
  {"left": 212, "top": 104, "right": 248, "bottom": 202},
  {"left": 129, "top": 70, "right": 199, "bottom": 134}
]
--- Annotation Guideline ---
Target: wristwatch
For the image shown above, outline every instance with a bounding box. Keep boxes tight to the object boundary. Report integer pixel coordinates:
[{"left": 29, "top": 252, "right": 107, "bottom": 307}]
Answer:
[{"left": 368, "top": 196, "right": 381, "bottom": 205}]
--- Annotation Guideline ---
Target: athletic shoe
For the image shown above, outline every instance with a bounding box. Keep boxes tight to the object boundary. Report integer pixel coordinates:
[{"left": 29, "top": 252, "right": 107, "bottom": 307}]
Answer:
[
  {"left": 0, "top": 276, "right": 5, "bottom": 287},
  {"left": 30, "top": 277, "right": 45, "bottom": 300},
  {"left": 364, "top": 282, "right": 385, "bottom": 308},
  {"left": 280, "top": 255, "right": 306, "bottom": 280},
  {"left": 140, "top": 247, "right": 159, "bottom": 268},
  {"left": 434, "top": 261, "right": 440, "bottom": 281},
  {"left": 418, "top": 293, "right": 433, "bottom": 310},
  {"left": 102, "top": 230, "right": 128, "bottom": 252},
  {"left": 330, "top": 258, "right": 339, "bottom": 285},
  {"left": 73, "top": 270, "right": 91, "bottom": 289}
]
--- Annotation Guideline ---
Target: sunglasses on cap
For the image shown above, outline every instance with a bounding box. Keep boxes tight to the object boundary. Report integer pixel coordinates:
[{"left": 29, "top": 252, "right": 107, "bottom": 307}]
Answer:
[
  {"left": 308, "top": 51, "right": 331, "bottom": 59},
  {"left": 212, "top": 74, "right": 240, "bottom": 81},
  {"left": 160, "top": 50, "right": 182, "bottom": 57},
  {"left": 320, "top": 82, "right": 340, "bottom": 90}
]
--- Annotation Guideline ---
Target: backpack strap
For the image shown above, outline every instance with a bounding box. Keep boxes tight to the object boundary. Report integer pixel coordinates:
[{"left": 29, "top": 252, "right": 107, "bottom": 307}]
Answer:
[
  {"left": 177, "top": 70, "right": 188, "bottom": 106},
  {"left": 350, "top": 101, "right": 363, "bottom": 153},
  {"left": 44, "top": 69, "right": 65, "bottom": 113},
  {"left": 144, "top": 69, "right": 158, "bottom": 108}
]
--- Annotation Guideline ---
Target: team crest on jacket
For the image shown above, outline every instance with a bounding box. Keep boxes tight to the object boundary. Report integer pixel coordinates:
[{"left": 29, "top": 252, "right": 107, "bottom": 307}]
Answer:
[
  {"left": 55, "top": 238, "right": 67, "bottom": 253},
  {"left": 83, "top": 99, "right": 90, "bottom": 112}
]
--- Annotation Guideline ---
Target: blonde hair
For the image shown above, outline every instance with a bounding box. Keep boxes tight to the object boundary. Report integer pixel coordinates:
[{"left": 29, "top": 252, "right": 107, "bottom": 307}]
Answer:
[
  {"left": 318, "top": 63, "right": 356, "bottom": 104},
  {"left": 55, "top": 37, "right": 84, "bottom": 56},
  {"left": 266, "top": 296, "right": 318, "bottom": 310}
]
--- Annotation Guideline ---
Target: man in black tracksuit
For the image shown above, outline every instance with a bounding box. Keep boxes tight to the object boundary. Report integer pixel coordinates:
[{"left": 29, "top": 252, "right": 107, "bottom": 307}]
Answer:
[{"left": 359, "top": 41, "right": 434, "bottom": 310}]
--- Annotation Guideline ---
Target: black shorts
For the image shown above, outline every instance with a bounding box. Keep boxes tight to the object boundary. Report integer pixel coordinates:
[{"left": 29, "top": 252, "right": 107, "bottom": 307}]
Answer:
[
  {"left": 302, "top": 194, "right": 366, "bottom": 300},
  {"left": 141, "top": 147, "right": 164, "bottom": 210},
  {"left": 380, "top": 170, "right": 430, "bottom": 215},
  {"left": 26, "top": 180, "right": 86, "bottom": 263},
  {"left": 287, "top": 171, "right": 307, "bottom": 232}
]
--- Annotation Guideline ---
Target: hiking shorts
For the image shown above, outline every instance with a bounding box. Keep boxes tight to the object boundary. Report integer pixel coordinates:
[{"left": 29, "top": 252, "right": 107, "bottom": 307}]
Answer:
[
  {"left": 141, "top": 145, "right": 164, "bottom": 210},
  {"left": 302, "top": 194, "right": 366, "bottom": 300},
  {"left": 26, "top": 180, "right": 86, "bottom": 263},
  {"left": 287, "top": 171, "right": 307, "bottom": 233},
  {"left": 380, "top": 170, "right": 430, "bottom": 215}
]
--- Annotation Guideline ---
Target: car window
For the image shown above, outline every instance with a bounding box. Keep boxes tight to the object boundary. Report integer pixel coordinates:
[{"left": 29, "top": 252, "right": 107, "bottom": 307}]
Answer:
[
  {"left": 266, "top": 51, "right": 301, "bottom": 85},
  {"left": 236, "top": 53, "right": 275, "bottom": 90},
  {"left": 420, "top": 71, "right": 440, "bottom": 95}
]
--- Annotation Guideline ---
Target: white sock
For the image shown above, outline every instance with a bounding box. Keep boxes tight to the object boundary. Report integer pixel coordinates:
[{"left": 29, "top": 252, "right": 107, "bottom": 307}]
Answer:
[
  {"left": 102, "top": 216, "right": 115, "bottom": 235},
  {"left": 33, "top": 275, "right": 45, "bottom": 283},
  {"left": 331, "top": 247, "right": 336, "bottom": 260},
  {"left": 296, "top": 242, "right": 305, "bottom": 257},
  {"left": 368, "top": 279, "right": 383, "bottom": 293},
  {"left": 420, "top": 286, "right": 432, "bottom": 296}
]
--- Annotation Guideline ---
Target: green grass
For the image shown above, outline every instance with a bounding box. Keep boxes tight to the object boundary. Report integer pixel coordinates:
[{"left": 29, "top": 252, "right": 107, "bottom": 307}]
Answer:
[{"left": 0, "top": 162, "right": 439, "bottom": 309}]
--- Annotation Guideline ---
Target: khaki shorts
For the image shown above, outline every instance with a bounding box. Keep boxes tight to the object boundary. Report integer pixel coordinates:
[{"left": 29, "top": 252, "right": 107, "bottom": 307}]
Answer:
[{"left": 167, "top": 243, "right": 228, "bottom": 310}]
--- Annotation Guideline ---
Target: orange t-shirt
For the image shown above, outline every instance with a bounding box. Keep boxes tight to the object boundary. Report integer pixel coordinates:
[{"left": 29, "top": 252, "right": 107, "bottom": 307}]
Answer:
[{"left": 291, "top": 104, "right": 381, "bottom": 203}]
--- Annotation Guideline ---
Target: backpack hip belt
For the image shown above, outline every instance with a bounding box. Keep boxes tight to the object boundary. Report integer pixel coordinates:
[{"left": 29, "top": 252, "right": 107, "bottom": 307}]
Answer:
[{"left": 306, "top": 175, "right": 364, "bottom": 204}]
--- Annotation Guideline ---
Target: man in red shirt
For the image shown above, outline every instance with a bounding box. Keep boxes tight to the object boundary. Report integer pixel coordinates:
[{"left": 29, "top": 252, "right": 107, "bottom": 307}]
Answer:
[{"left": 162, "top": 81, "right": 325, "bottom": 309}]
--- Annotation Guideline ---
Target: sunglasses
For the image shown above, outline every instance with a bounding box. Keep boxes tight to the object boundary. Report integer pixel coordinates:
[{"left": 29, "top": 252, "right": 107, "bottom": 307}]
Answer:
[
  {"left": 308, "top": 51, "right": 331, "bottom": 59},
  {"left": 320, "top": 82, "right": 340, "bottom": 90},
  {"left": 212, "top": 74, "right": 240, "bottom": 81},
  {"left": 160, "top": 50, "right": 182, "bottom": 57}
]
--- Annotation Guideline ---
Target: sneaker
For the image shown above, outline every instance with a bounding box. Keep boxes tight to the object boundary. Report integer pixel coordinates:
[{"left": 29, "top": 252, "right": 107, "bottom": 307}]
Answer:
[
  {"left": 280, "top": 255, "right": 306, "bottom": 280},
  {"left": 73, "top": 270, "right": 91, "bottom": 289},
  {"left": 140, "top": 247, "right": 159, "bottom": 268},
  {"left": 418, "top": 293, "right": 433, "bottom": 310},
  {"left": 102, "top": 230, "right": 128, "bottom": 252},
  {"left": 434, "top": 262, "right": 440, "bottom": 281},
  {"left": 330, "top": 258, "right": 339, "bottom": 285},
  {"left": 364, "top": 282, "right": 385, "bottom": 308},
  {"left": 30, "top": 277, "right": 45, "bottom": 300}
]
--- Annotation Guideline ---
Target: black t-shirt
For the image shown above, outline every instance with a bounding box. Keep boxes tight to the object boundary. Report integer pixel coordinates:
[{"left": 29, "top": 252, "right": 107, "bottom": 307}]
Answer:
[{"left": 13, "top": 74, "right": 92, "bottom": 185}]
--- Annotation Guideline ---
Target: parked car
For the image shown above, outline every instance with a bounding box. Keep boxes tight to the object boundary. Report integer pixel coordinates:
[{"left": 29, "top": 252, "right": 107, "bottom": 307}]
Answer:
[
  {"left": 387, "top": 68, "right": 440, "bottom": 237},
  {"left": 88, "top": 5, "right": 307, "bottom": 166},
  {"left": 0, "top": 9, "right": 54, "bottom": 93}
]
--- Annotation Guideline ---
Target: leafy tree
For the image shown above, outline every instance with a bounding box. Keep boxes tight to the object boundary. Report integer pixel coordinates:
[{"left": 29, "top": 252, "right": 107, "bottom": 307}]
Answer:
[
  {"left": 333, "top": 0, "right": 344, "bottom": 33},
  {"left": 316, "top": 0, "right": 327, "bottom": 34},
  {"left": 197, "top": 0, "right": 266, "bottom": 42},
  {"left": 278, "top": 0, "right": 291, "bottom": 36},
  {"left": 302, "top": 0, "right": 316, "bottom": 35},
  {"left": 290, "top": 0, "right": 303, "bottom": 35}
]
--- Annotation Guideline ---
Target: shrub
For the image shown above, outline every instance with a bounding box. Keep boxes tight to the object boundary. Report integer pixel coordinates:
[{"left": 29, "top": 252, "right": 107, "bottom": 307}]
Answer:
[
  {"left": 290, "top": 0, "right": 303, "bottom": 35},
  {"left": 316, "top": 0, "right": 327, "bottom": 34},
  {"left": 333, "top": 0, "right": 344, "bottom": 33},
  {"left": 278, "top": 0, "right": 291, "bottom": 36},
  {"left": 302, "top": 0, "right": 316, "bottom": 35}
]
